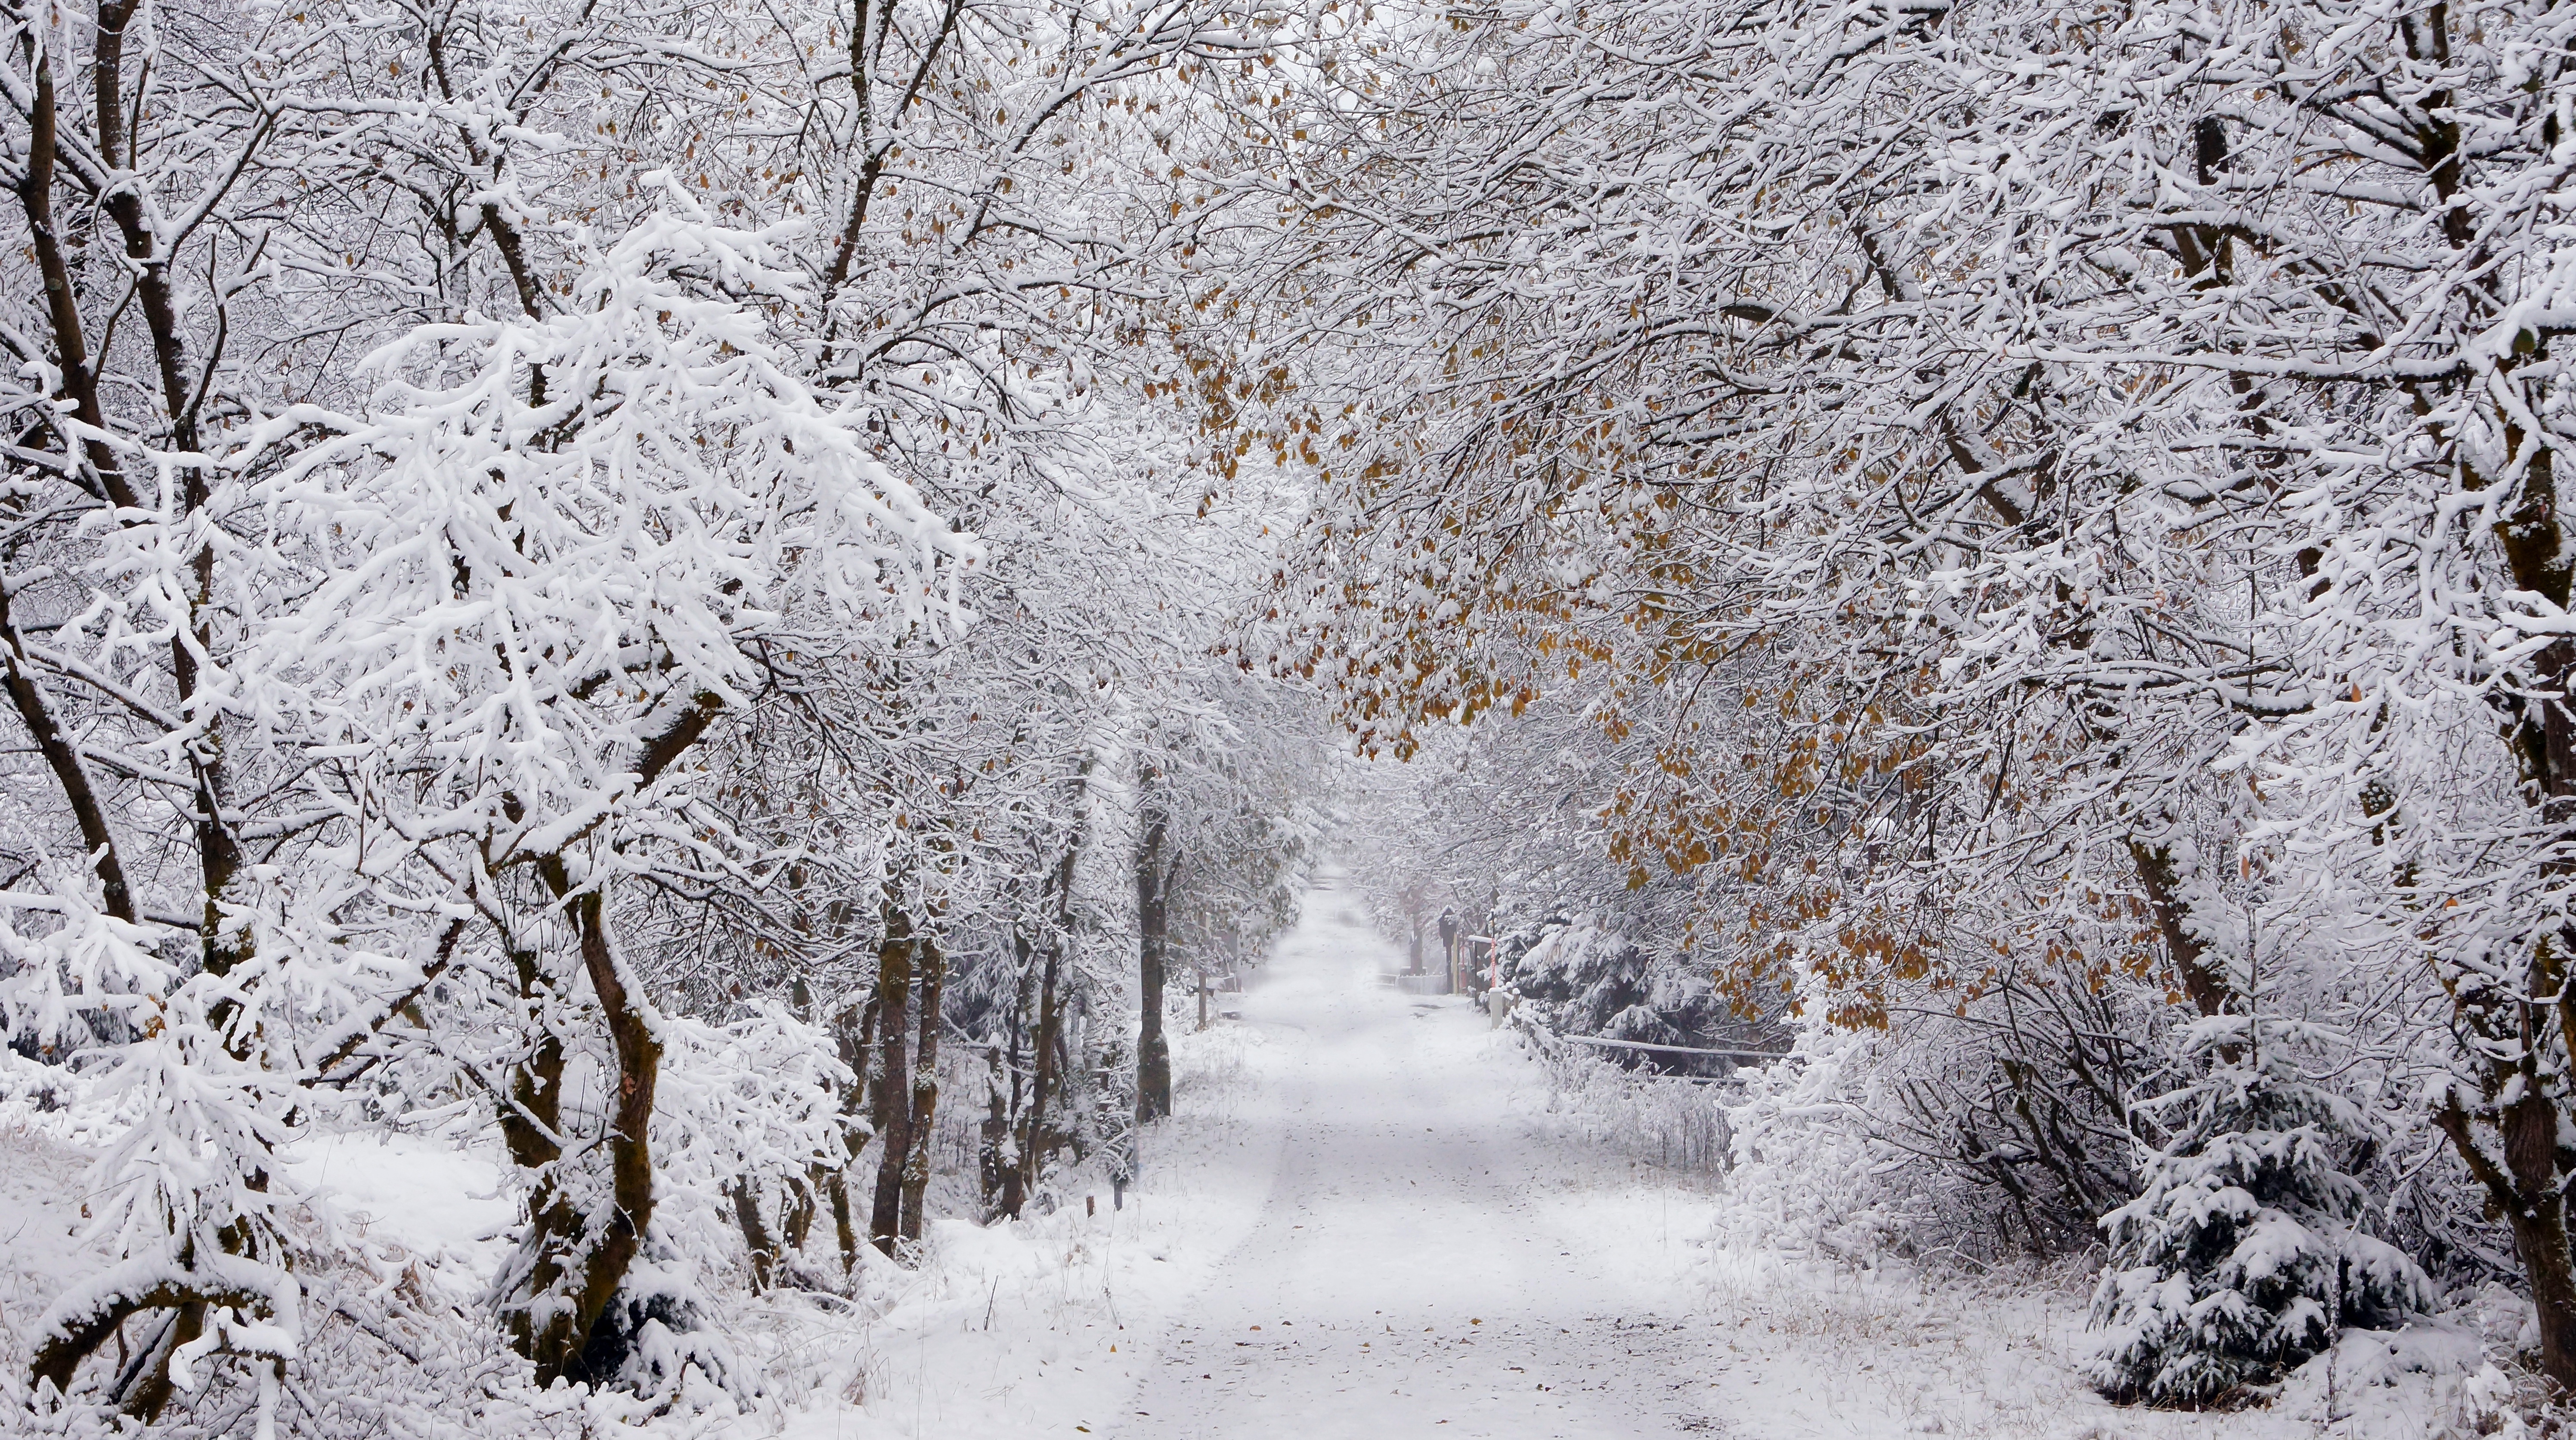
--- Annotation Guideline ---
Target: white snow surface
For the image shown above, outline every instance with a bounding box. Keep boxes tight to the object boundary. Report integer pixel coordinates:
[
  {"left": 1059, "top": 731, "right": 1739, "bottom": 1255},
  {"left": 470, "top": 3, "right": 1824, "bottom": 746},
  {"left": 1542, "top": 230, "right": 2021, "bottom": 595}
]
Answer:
[{"left": 281, "top": 1128, "right": 517, "bottom": 1276}]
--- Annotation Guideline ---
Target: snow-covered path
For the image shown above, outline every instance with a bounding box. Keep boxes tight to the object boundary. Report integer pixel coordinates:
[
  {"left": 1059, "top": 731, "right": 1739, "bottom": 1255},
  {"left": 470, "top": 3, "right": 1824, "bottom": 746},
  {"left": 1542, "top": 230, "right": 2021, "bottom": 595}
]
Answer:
[
  {"left": 1108, "top": 890, "right": 1711, "bottom": 1440},
  {"left": 1090, "top": 892, "right": 2381, "bottom": 1440},
  {"left": 768, "top": 880, "right": 2353, "bottom": 1440}
]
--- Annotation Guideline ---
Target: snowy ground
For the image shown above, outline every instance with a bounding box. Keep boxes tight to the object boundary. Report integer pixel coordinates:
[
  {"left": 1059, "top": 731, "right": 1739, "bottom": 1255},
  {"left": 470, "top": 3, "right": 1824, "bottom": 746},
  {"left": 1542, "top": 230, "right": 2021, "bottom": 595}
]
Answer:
[
  {"left": 783, "top": 882, "right": 2508, "bottom": 1440},
  {"left": 3, "top": 881, "right": 2514, "bottom": 1438}
]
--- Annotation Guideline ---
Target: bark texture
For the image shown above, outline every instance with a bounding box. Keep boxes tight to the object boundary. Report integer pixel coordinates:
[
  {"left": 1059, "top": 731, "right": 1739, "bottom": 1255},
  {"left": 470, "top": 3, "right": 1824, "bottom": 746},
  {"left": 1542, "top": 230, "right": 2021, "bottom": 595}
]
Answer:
[
  {"left": 868, "top": 897, "right": 916, "bottom": 1258},
  {"left": 1135, "top": 793, "right": 1173, "bottom": 1126}
]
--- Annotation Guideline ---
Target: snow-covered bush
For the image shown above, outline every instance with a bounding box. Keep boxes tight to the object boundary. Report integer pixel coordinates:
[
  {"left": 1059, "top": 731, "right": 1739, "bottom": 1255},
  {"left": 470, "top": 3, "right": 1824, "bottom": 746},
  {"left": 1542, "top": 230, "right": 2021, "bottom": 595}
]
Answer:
[
  {"left": 2084, "top": 1018, "right": 2435, "bottom": 1406},
  {"left": 1507, "top": 918, "right": 1632, "bottom": 1006},
  {"left": 1508, "top": 1008, "right": 1731, "bottom": 1174},
  {"left": 1715, "top": 1026, "right": 1941, "bottom": 1270},
  {"left": 1485, "top": 897, "right": 1785, "bottom": 1068},
  {"left": 0, "top": 867, "right": 365, "bottom": 1428}
]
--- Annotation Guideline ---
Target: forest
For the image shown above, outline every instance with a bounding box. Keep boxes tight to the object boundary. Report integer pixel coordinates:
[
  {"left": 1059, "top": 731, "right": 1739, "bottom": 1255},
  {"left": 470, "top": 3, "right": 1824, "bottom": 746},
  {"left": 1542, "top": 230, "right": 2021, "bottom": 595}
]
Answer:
[{"left": 0, "top": 0, "right": 2571, "bottom": 1434}]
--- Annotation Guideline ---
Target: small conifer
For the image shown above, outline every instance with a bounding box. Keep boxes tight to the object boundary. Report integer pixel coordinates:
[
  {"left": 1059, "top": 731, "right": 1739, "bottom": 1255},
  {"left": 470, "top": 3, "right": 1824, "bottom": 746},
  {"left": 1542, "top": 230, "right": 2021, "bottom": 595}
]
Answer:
[{"left": 2085, "top": 1018, "right": 2433, "bottom": 1405}]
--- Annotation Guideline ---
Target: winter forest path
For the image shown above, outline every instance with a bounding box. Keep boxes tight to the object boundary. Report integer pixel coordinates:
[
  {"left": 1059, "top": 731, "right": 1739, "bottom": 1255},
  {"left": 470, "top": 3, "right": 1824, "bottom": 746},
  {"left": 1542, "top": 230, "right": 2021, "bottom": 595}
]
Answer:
[
  {"left": 1106, "top": 884, "right": 1716, "bottom": 1440},
  {"left": 810, "top": 879, "right": 2232, "bottom": 1440}
]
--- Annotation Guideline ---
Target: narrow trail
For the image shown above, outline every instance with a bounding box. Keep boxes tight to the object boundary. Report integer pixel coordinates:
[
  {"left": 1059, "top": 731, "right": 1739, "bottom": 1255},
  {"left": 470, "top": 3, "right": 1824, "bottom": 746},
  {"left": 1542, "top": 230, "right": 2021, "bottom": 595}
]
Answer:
[{"left": 1108, "top": 885, "right": 1712, "bottom": 1440}]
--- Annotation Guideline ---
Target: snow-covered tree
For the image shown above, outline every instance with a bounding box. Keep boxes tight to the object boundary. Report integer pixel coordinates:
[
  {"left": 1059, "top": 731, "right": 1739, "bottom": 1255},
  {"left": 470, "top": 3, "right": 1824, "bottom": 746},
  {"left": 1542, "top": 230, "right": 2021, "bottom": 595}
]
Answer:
[
  {"left": 0, "top": 0, "right": 1312, "bottom": 1417},
  {"left": 1248, "top": 0, "right": 2532, "bottom": 1383},
  {"left": 2087, "top": 1018, "right": 2436, "bottom": 1405}
]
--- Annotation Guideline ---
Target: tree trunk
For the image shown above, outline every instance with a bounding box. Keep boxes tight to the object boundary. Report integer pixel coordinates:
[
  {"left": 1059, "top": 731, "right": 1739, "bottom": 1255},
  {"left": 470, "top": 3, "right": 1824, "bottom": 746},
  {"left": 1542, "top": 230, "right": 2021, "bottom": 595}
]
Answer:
[
  {"left": 10, "top": 49, "right": 140, "bottom": 515},
  {"left": 490, "top": 933, "right": 573, "bottom": 1366},
  {"left": 484, "top": 707, "right": 707, "bottom": 1379},
  {"left": 1135, "top": 794, "right": 1172, "bottom": 1126},
  {"left": 498, "top": 887, "right": 662, "bottom": 1386},
  {"left": 731, "top": 1179, "right": 776, "bottom": 1292},
  {"left": 783, "top": 1168, "right": 822, "bottom": 1256},
  {"left": 0, "top": 581, "right": 134, "bottom": 922},
  {"left": 1016, "top": 817, "right": 1085, "bottom": 1212},
  {"left": 868, "top": 898, "right": 915, "bottom": 1258},
  {"left": 1019, "top": 927, "right": 1066, "bottom": 1214},
  {"left": 779, "top": 963, "right": 821, "bottom": 1257},
  {"left": 827, "top": 996, "right": 877, "bottom": 1275},
  {"left": 897, "top": 930, "right": 944, "bottom": 1246},
  {"left": 996, "top": 757, "right": 1095, "bottom": 1219},
  {"left": 2434, "top": 437, "right": 2576, "bottom": 1394},
  {"left": 989, "top": 927, "right": 1036, "bottom": 1221},
  {"left": 2435, "top": 1084, "right": 2576, "bottom": 1388},
  {"left": 2511, "top": 1201, "right": 2576, "bottom": 1392},
  {"left": 2124, "top": 836, "right": 2234, "bottom": 1023},
  {"left": 981, "top": 1045, "right": 1014, "bottom": 1221},
  {"left": 577, "top": 888, "right": 661, "bottom": 1340}
]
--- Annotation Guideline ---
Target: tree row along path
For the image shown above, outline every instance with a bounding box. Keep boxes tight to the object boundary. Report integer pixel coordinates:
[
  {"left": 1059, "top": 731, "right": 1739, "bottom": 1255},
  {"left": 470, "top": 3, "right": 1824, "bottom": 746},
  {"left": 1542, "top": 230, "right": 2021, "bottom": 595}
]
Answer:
[{"left": 1108, "top": 884, "right": 1717, "bottom": 1439}]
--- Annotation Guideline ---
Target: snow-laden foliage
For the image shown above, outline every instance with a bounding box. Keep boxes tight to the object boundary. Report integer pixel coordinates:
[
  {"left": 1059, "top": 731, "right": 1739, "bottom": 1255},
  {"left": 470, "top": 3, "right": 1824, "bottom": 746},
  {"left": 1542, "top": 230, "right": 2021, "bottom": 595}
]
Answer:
[
  {"left": 1259, "top": 0, "right": 2576, "bottom": 1408},
  {"left": 0, "top": 0, "right": 1320, "bottom": 1428},
  {"left": 5, "top": 0, "right": 2573, "bottom": 1427}
]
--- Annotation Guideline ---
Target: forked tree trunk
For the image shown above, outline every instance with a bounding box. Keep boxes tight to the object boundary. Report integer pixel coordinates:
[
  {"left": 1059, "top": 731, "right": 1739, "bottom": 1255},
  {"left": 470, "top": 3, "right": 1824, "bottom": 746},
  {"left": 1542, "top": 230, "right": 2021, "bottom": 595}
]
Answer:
[
  {"left": 500, "top": 886, "right": 663, "bottom": 1385},
  {"left": 486, "top": 702, "right": 709, "bottom": 1382},
  {"left": 829, "top": 998, "right": 879, "bottom": 1275}
]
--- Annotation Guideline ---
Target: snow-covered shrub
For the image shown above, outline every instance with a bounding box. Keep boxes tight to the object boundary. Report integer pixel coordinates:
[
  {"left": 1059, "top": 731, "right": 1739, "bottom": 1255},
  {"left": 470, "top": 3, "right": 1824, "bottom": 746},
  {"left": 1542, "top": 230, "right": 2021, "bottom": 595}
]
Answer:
[
  {"left": 1508, "top": 917, "right": 1650, "bottom": 1029},
  {"left": 1703, "top": 938, "right": 2157, "bottom": 1267},
  {"left": 2084, "top": 1017, "right": 2435, "bottom": 1406},
  {"left": 1504, "top": 913, "right": 1759, "bottom": 1076},
  {"left": 553, "top": 1003, "right": 852, "bottom": 1391},
  {"left": 0, "top": 866, "right": 398, "bottom": 1426},
  {"left": 1714, "top": 1027, "right": 1926, "bottom": 1268},
  {"left": 1509, "top": 1010, "right": 1730, "bottom": 1174}
]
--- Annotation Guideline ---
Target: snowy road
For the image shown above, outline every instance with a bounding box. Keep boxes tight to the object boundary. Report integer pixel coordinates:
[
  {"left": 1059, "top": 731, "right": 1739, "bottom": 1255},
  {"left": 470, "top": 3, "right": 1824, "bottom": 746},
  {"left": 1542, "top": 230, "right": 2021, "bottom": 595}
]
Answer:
[{"left": 1109, "top": 892, "right": 1714, "bottom": 1440}]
